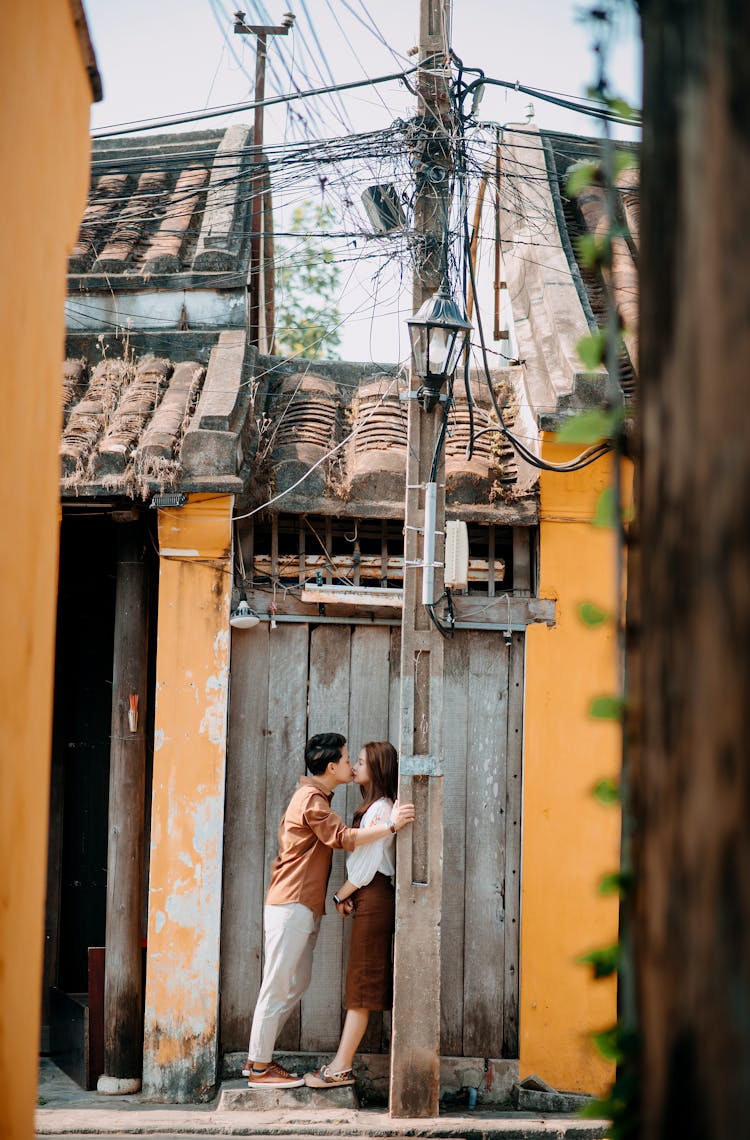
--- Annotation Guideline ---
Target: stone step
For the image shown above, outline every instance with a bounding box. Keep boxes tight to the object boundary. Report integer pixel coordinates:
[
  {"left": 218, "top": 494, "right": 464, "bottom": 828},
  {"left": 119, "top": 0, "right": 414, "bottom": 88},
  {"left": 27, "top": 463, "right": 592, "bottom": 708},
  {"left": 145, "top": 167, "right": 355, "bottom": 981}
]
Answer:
[{"left": 218, "top": 1078, "right": 360, "bottom": 1112}]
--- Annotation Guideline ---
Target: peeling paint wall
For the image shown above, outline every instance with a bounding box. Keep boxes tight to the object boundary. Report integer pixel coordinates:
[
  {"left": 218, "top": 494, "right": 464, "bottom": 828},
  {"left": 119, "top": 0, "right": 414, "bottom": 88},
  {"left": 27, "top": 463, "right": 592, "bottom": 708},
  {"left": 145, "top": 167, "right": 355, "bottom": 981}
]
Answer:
[
  {"left": 143, "top": 494, "right": 232, "bottom": 1101},
  {"left": 0, "top": 4, "right": 94, "bottom": 1137},
  {"left": 521, "top": 441, "right": 630, "bottom": 1095}
]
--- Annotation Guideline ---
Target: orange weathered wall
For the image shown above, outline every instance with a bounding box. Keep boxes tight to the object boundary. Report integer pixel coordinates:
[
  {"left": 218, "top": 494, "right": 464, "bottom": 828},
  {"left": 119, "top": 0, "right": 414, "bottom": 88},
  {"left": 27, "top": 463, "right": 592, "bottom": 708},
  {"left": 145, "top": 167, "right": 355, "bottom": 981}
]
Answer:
[
  {"left": 521, "top": 438, "right": 630, "bottom": 1094},
  {"left": 0, "top": 4, "right": 94, "bottom": 1137},
  {"left": 143, "top": 495, "right": 233, "bottom": 1101}
]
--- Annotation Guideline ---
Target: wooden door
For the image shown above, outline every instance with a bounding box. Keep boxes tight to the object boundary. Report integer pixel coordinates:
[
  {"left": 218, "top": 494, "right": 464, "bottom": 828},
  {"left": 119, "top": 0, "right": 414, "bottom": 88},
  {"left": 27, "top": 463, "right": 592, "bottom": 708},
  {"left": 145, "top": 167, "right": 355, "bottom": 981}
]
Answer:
[
  {"left": 220, "top": 623, "right": 523, "bottom": 1058},
  {"left": 440, "top": 629, "right": 523, "bottom": 1058}
]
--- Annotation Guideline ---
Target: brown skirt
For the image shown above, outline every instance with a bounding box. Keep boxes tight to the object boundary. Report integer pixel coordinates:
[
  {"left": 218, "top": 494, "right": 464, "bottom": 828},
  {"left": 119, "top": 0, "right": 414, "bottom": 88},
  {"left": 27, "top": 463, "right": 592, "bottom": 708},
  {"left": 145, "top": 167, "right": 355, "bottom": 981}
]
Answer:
[{"left": 344, "top": 872, "right": 395, "bottom": 1010}]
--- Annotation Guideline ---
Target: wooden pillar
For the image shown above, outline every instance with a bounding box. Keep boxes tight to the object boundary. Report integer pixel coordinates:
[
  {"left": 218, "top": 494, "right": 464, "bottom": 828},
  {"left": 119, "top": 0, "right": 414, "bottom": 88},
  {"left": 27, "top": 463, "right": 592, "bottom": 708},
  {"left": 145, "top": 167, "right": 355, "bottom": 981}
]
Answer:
[
  {"left": 98, "top": 514, "right": 149, "bottom": 1094},
  {"left": 390, "top": 0, "right": 452, "bottom": 1118},
  {"left": 632, "top": 2, "right": 750, "bottom": 1134}
]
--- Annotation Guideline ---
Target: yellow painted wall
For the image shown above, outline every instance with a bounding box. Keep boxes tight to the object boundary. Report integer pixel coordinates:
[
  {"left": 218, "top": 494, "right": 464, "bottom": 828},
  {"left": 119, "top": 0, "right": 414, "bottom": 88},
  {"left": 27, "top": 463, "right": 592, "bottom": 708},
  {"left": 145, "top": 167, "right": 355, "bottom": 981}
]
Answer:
[
  {"left": 143, "top": 495, "right": 233, "bottom": 1101},
  {"left": 520, "top": 437, "right": 629, "bottom": 1094},
  {"left": 0, "top": 4, "right": 95, "bottom": 1137}
]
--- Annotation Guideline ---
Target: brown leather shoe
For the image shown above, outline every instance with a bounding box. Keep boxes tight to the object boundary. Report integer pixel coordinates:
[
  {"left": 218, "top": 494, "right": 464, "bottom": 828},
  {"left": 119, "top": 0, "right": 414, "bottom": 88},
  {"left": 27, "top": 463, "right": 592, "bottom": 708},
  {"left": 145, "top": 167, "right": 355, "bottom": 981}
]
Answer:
[{"left": 247, "top": 1061, "right": 304, "bottom": 1088}]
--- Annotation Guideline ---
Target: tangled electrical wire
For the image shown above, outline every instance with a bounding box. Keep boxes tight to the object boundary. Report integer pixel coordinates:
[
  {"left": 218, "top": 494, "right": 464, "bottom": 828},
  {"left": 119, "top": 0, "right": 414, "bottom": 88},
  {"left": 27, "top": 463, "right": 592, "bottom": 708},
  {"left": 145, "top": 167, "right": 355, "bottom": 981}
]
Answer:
[
  {"left": 77, "top": 48, "right": 624, "bottom": 640},
  {"left": 416, "top": 57, "right": 621, "bottom": 640},
  {"left": 449, "top": 55, "right": 615, "bottom": 478}
]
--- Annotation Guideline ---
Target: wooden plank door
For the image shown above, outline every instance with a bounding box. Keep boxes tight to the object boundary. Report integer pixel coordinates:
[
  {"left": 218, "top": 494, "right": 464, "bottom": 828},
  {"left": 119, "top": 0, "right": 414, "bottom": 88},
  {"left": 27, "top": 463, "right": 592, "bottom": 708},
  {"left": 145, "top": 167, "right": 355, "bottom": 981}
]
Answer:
[
  {"left": 300, "top": 624, "right": 351, "bottom": 1052},
  {"left": 220, "top": 621, "right": 395, "bottom": 1054},
  {"left": 220, "top": 622, "right": 523, "bottom": 1060},
  {"left": 439, "top": 629, "right": 524, "bottom": 1059}
]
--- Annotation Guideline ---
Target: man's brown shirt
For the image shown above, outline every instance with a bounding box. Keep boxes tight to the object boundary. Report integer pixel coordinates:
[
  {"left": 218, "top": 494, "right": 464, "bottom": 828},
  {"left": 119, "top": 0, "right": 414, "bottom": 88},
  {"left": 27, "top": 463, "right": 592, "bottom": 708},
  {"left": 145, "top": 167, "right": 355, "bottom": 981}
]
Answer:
[{"left": 265, "top": 776, "right": 358, "bottom": 916}]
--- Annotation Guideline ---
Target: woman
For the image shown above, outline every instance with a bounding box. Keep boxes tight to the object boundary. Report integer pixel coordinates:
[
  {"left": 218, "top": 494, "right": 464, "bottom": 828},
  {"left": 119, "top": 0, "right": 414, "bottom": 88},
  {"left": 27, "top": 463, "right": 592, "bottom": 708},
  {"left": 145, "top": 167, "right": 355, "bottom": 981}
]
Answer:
[{"left": 305, "top": 741, "right": 405, "bottom": 1088}]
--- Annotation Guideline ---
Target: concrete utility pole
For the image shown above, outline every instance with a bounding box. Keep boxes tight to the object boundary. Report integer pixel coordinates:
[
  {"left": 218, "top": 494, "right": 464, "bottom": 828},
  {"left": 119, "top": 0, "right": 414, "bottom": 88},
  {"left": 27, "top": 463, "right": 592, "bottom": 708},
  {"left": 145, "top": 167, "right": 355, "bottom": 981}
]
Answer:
[
  {"left": 233, "top": 10, "right": 294, "bottom": 351},
  {"left": 390, "top": 0, "right": 453, "bottom": 1119}
]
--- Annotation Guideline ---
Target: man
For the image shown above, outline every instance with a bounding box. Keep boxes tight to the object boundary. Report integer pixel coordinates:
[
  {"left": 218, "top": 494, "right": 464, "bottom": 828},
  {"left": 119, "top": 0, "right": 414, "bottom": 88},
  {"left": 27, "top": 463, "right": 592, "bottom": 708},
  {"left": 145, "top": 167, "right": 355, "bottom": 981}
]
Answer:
[{"left": 244, "top": 732, "right": 415, "bottom": 1088}]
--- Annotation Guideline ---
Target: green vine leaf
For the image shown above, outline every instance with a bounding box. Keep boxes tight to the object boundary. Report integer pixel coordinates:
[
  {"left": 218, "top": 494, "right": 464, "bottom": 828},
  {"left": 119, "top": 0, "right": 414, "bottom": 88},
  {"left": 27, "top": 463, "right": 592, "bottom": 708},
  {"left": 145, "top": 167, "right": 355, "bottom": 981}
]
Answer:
[
  {"left": 566, "top": 160, "right": 599, "bottom": 198},
  {"left": 592, "top": 1024, "right": 622, "bottom": 1063},
  {"left": 557, "top": 406, "right": 623, "bottom": 444},
  {"left": 593, "top": 778, "right": 621, "bottom": 805},
  {"left": 584, "top": 87, "right": 641, "bottom": 122},
  {"left": 579, "top": 944, "right": 620, "bottom": 979},
  {"left": 608, "top": 96, "right": 640, "bottom": 122},
  {"left": 579, "top": 601, "right": 609, "bottom": 627},
  {"left": 581, "top": 1053, "right": 641, "bottom": 1138},
  {"left": 576, "top": 231, "right": 612, "bottom": 269},
  {"left": 577, "top": 330, "right": 607, "bottom": 370},
  {"left": 593, "top": 487, "right": 616, "bottom": 528},
  {"left": 599, "top": 871, "right": 633, "bottom": 897},
  {"left": 566, "top": 151, "right": 637, "bottom": 201},
  {"left": 614, "top": 149, "right": 638, "bottom": 178},
  {"left": 579, "top": 1096, "right": 611, "bottom": 1120},
  {"left": 590, "top": 694, "right": 624, "bottom": 720}
]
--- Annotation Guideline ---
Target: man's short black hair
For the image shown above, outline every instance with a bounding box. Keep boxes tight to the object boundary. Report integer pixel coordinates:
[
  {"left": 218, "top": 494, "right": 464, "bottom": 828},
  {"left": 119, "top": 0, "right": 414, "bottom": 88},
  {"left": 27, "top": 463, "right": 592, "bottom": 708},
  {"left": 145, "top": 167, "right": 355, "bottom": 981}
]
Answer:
[{"left": 305, "top": 732, "right": 347, "bottom": 776}]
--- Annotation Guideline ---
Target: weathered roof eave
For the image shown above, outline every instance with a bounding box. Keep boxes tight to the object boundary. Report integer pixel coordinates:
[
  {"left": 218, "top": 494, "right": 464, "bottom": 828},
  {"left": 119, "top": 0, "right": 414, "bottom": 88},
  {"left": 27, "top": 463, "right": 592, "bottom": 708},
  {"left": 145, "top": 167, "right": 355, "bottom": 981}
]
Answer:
[
  {"left": 66, "top": 272, "right": 247, "bottom": 293},
  {"left": 60, "top": 474, "right": 245, "bottom": 500},
  {"left": 238, "top": 492, "right": 539, "bottom": 527}
]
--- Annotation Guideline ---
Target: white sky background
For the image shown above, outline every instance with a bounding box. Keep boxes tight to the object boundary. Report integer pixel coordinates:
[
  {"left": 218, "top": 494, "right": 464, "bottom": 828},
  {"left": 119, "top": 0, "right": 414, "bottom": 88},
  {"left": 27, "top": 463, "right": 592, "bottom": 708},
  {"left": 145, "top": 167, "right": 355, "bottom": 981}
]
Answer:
[{"left": 84, "top": 0, "right": 641, "bottom": 364}]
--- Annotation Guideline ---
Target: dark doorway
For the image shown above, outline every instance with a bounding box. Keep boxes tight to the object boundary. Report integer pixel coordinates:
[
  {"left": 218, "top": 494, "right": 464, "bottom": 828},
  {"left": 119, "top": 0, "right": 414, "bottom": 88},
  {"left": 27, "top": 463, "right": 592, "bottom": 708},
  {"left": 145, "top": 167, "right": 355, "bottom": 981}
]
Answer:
[
  {"left": 54, "top": 513, "right": 116, "bottom": 990},
  {"left": 43, "top": 507, "right": 157, "bottom": 1086}
]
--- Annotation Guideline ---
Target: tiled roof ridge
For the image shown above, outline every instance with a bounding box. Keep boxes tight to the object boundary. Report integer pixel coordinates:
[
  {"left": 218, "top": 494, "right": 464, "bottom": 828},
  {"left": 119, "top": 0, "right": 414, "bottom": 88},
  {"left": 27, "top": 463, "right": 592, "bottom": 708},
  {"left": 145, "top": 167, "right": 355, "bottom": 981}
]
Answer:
[
  {"left": 58, "top": 345, "right": 537, "bottom": 522},
  {"left": 69, "top": 123, "right": 253, "bottom": 282},
  {"left": 252, "top": 366, "right": 532, "bottom": 515},
  {"left": 91, "top": 127, "right": 228, "bottom": 158},
  {"left": 60, "top": 352, "right": 215, "bottom": 496}
]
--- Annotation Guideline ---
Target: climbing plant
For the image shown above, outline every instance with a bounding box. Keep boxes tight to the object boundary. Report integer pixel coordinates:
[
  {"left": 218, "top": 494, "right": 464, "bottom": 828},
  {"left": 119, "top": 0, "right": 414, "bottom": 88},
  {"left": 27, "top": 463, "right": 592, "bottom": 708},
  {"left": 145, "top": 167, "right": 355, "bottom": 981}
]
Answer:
[{"left": 555, "top": 4, "right": 641, "bottom": 1137}]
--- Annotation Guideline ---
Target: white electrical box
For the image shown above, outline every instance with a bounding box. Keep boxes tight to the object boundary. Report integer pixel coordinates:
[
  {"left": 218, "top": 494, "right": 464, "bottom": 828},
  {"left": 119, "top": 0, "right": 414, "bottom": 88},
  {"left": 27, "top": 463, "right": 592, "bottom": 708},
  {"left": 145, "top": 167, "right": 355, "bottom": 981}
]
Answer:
[{"left": 444, "top": 520, "right": 469, "bottom": 590}]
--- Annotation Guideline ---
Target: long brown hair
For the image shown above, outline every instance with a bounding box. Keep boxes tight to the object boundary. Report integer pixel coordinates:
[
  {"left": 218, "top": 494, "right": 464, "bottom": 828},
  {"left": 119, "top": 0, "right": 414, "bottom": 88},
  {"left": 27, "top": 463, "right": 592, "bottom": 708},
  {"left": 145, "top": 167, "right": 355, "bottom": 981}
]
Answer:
[{"left": 352, "top": 741, "right": 398, "bottom": 828}]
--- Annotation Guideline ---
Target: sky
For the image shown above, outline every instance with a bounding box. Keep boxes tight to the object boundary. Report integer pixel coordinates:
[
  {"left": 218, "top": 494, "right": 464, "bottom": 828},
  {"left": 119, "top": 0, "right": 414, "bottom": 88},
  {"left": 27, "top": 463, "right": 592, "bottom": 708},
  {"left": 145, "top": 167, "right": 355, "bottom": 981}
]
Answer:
[{"left": 83, "top": 0, "right": 641, "bottom": 362}]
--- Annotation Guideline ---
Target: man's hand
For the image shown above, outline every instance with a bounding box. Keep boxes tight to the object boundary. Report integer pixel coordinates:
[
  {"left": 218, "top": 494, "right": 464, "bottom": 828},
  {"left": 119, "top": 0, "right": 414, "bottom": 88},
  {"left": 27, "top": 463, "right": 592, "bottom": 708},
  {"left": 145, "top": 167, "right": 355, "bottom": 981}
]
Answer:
[
  {"left": 390, "top": 799, "right": 416, "bottom": 830},
  {"left": 335, "top": 897, "right": 355, "bottom": 917}
]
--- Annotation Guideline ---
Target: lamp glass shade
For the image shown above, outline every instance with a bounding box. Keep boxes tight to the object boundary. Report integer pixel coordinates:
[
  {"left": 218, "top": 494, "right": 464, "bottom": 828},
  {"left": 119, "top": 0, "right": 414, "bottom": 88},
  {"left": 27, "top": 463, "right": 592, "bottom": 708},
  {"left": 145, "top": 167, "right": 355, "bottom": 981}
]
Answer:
[{"left": 406, "top": 284, "right": 472, "bottom": 385}]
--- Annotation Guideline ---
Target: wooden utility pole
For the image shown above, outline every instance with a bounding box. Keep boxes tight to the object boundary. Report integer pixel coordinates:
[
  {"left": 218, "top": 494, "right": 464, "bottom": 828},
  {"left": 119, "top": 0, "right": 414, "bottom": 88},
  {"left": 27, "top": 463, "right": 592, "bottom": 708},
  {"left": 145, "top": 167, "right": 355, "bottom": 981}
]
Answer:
[
  {"left": 98, "top": 515, "right": 149, "bottom": 1094},
  {"left": 390, "top": 0, "right": 453, "bottom": 1119},
  {"left": 629, "top": 1, "right": 750, "bottom": 1136},
  {"left": 233, "top": 10, "right": 294, "bottom": 350}
]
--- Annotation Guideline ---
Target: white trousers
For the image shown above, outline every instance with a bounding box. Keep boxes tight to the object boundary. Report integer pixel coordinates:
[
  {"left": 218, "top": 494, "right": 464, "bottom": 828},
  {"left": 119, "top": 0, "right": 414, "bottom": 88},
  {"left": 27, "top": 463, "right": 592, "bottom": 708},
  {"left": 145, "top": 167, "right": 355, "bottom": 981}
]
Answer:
[{"left": 248, "top": 902, "right": 321, "bottom": 1063}]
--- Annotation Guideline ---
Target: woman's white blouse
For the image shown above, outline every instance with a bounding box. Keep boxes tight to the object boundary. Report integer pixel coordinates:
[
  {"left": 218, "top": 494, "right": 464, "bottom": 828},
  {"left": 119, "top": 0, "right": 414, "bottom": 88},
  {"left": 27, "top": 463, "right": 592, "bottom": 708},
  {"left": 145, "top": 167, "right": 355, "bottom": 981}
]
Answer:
[{"left": 345, "top": 797, "right": 395, "bottom": 888}]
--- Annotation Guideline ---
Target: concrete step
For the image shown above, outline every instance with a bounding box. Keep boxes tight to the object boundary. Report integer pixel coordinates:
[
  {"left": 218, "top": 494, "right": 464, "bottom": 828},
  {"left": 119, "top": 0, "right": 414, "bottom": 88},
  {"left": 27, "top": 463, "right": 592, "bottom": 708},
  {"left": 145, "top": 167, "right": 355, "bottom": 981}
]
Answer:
[{"left": 218, "top": 1077, "right": 360, "bottom": 1112}]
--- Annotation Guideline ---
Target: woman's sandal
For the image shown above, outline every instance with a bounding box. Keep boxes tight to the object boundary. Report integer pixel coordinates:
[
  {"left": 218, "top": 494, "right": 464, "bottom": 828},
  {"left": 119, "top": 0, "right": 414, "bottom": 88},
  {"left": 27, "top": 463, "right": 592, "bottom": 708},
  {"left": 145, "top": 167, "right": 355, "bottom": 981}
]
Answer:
[{"left": 304, "top": 1065, "right": 356, "bottom": 1088}]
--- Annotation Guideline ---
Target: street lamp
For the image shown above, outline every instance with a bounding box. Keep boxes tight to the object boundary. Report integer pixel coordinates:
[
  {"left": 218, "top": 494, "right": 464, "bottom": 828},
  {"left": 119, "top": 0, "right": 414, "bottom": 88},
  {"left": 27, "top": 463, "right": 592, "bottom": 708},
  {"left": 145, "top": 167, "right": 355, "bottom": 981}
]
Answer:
[{"left": 406, "top": 281, "right": 473, "bottom": 412}]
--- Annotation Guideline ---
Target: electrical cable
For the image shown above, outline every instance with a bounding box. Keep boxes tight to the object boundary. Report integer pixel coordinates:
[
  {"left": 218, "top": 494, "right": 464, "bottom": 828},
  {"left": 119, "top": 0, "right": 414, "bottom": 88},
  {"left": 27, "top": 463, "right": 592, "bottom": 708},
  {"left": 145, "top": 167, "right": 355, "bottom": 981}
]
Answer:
[
  {"left": 462, "top": 74, "right": 640, "bottom": 127},
  {"left": 429, "top": 376, "right": 452, "bottom": 485},
  {"left": 442, "top": 69, "right": 615, "bottom": 473},
  {"left": 91, "top": 62, "right": 427, "bottom": 138},
  {"left": 89, "top": 52, "right": 640, "bottom": 141},
  {"left": 461, "top": 182, "right": 611, "bottom": 473},
  {"left": 425, "top": 601, "right": 452, "bottom": 639},
  {"left": 76, "top": 42, "right": 630, "bottom": 489}
]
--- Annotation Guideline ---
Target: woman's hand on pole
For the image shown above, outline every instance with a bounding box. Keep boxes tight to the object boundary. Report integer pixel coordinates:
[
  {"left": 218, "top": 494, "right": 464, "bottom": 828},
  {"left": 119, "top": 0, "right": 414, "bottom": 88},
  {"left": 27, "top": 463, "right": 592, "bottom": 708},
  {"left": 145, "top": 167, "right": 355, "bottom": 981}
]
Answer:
[{"left": 390, "top": 799, "right": 416, "bottom": 831}]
